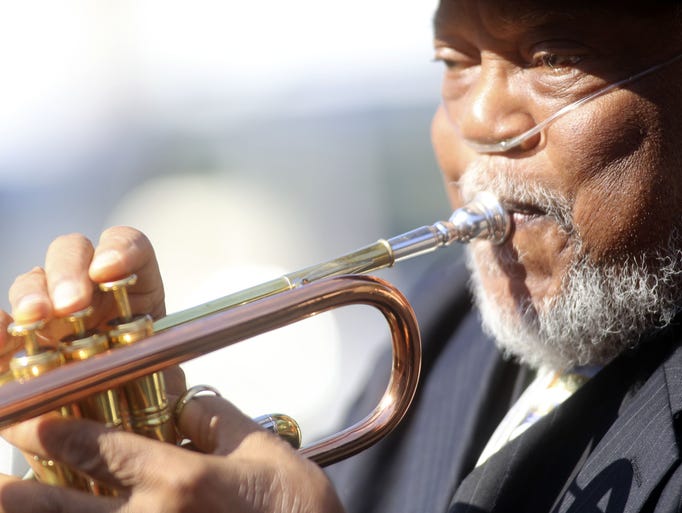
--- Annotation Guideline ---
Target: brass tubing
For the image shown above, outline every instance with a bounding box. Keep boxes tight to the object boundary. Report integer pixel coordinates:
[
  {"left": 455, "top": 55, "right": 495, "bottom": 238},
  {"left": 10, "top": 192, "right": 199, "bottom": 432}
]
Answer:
[
  {"left": 0, "top": 276, "right": 420, "bottom": 467},
  {"left": 153, "top": 191, "right": 509, "bottom": 332},
  {"left": 0, "top": 194, "right": 509, "bottom": 468},
  {"left": 7, "top": 343, "right": 89, "bottom": 490},
  {"left": 152, "top": 242, "right": 394, "bottom": 332},
  {"left": 106, "top": 314, "right": 176, "bottom": 442}
]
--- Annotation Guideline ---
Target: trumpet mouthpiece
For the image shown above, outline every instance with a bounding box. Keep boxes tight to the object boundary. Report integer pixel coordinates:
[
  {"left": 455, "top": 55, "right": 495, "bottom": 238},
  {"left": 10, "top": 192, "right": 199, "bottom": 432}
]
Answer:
[{"left": 447, "top": 191, "right": 510, "bottom": 245}]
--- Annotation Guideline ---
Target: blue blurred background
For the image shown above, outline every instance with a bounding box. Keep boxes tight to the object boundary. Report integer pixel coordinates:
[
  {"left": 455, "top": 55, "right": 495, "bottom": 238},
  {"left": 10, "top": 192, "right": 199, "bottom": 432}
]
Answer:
[{"left": 0, "top": 0, "right": 458, "bottom": 441}]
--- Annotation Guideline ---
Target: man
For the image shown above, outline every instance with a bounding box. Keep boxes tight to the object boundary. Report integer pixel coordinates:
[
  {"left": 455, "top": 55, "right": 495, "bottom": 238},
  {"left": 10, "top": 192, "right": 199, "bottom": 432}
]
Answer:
[
  {"left": 1, "top": 0, "right": 681, "bottom": 511},
  {"left": 330, "top": 1, "right": 682, "bottom": 511}
]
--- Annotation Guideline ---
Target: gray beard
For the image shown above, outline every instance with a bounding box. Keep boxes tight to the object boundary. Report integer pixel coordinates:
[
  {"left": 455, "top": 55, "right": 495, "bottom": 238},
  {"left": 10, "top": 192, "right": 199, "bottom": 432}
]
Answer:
[
  {"left": 467, "top": 231, "right": 682, "bottom": 371},
  {"left": 457, "top": 160, "right": 682, "bottom": 371}
]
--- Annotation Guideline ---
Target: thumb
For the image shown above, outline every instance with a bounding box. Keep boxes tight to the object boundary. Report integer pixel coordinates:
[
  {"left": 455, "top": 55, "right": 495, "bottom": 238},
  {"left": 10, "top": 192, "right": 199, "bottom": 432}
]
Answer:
[{"left": 2, "top": 415, "right": 184, "bottom": 489}]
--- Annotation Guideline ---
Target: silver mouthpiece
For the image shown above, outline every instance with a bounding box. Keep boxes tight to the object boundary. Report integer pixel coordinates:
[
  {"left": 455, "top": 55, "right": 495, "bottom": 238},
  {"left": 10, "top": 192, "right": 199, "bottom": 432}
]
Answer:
[
  {"left": 154, "top": 192, "right": 512, "bottom": 331},
  {"left": 446, "top": 191, "right": 511, "bottom": 245},
  {"left": 387, "top": 192, "right": 511, "bottom": 262}
]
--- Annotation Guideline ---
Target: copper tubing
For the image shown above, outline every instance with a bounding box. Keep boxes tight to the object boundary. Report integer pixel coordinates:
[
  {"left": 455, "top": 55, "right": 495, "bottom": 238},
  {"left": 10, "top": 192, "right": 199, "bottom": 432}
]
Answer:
[{"left": 0, "top": 275, "right": 420, "bottom": 467}]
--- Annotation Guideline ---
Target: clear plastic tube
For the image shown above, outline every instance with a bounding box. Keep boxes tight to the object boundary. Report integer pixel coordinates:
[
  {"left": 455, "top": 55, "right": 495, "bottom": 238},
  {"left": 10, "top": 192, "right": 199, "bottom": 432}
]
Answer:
[{"left": 449, "top": 52, "right": 682, "bottom": 154}]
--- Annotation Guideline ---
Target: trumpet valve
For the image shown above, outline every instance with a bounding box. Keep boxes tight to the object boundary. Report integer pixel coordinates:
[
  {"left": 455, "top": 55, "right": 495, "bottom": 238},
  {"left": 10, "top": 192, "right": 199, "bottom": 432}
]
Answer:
[
  {"left": 63, "top": 306, "right": 94, "bottom": 339},
  {"left": 255, "top": 413, "right": 303, "bottom": 449},
  {"left": 8, "top": 319, "right": 46, "bottom": 357},
  {"left": 99, "top": 274, "right": 137, "bottom": 324},
  {"left": 58, "top": 306, "right": 124, "bottom": 453},
  {"left": 7, "top": 319, "right": 63, "bottom": 381},
  {"left": 99, "top": 274, "right": 153, "bottom": 345},
  {"left": 98, "top": 274, "right": 174, "bottom": 443},
  {"left": 60, "top": 306, "right": 110, "bottom": 360}
]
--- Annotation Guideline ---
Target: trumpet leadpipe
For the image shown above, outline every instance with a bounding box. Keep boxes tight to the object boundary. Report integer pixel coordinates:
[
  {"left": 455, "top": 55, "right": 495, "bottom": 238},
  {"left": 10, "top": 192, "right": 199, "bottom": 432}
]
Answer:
[{"left": 154, "top": 191, "right": 510, "bottom": 332}]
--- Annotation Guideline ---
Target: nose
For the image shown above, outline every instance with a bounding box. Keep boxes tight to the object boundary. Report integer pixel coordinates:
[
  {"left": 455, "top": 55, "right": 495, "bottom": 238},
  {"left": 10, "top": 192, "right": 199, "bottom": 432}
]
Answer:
[{"left": 445, "top": 62, "right": 540, "bottom": 153}]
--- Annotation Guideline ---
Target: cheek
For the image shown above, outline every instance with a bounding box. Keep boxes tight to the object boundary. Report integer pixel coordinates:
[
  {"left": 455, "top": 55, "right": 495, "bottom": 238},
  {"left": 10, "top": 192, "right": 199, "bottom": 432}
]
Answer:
[
  {"left": 431, "top": 107, "right": 476, "bottom": 210},
  {"left": 574, "top": 171, "right": 669, "bottom": 259},
  {"left": 547, "top": 97, "right": 677, "bottom": 261},
  {"left": 472, "top": 221, "right": 575, "bottom": 313}
]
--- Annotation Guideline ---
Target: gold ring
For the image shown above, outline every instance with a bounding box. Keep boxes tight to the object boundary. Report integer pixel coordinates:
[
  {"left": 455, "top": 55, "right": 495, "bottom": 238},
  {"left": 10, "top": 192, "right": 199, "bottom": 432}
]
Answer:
[{"left": 173, "top": 384, "right": 222, "bottom": 424}]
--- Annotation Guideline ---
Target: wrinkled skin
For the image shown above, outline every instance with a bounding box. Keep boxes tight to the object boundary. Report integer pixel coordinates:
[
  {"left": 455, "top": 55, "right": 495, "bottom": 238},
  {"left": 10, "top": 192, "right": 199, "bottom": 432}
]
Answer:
[
  {"left": 2, "top": 1, "right": 682, "bottom": 511},
  {"left": 431, "top": 0, "right": 682, "bottom": 321}
]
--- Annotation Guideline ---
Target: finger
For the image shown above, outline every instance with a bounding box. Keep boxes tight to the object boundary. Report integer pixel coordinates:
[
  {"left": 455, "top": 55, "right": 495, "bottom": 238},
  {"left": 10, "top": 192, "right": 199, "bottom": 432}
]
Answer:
[
  {"left": 8, "top": 267, "right": 51, "bottom": 323},
  {"left": 0, "top": 311, "right": 21, "bottom": 374},
  {"left": 177, "top": 398, "right": 344, "bottom": 513},
  {"left": 89, "top": 227, "right": 165, "bottom": 319},
  {"left": 44, "top": 233, "right": 96, "bottom": 317},
  {"left": 163, "top": 365, "right": 187, "bottom": 399},
  {"left": 3, "top": 415, "right": 187, "bottom": 490},
  {"left": 176, "top": 395, "right": 262, "bottom": 455},
  {"left": 0, "top": 473, "right": 122, "bottom": 513}
]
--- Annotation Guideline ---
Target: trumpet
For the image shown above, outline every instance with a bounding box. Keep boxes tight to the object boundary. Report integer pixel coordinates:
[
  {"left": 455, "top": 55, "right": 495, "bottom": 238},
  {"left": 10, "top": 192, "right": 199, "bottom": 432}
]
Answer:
[{"left": 0, "top": 192, "right": 509, "bottom": 482}]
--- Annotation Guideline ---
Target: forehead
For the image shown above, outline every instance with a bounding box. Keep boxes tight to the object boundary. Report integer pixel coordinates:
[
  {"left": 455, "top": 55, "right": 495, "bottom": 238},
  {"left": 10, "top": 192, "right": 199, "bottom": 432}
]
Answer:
[
  {"left": 434, "top": 0, "right": 669, "bottom": 37},
  {"left": 433, "top": 0, "right": 680, "bottom": 66}
]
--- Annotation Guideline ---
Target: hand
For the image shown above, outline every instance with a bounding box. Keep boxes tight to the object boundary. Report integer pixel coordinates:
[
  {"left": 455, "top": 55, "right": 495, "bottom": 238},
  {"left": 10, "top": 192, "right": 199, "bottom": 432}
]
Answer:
[
  {"left": 2, "top": 226, "right": 184, "bottom": 393},
  {"left": 0, "top": 395, "right": 345, "bottom": 513},
  {"left": 8, "top": 226, "right": 165, "bottom": 334}
]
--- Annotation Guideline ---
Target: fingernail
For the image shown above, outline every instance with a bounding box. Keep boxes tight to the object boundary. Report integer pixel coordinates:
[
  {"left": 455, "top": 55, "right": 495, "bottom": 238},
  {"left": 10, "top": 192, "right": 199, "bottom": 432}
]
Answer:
[
  {"left": 51, "top": 282, "right": 81, "bottom": 310},
  {"left": 14, "top": 294, "right": 50, "bottom": 322},
  {"left": 91, "top": 250, "right": 121, "bottom": 273}
]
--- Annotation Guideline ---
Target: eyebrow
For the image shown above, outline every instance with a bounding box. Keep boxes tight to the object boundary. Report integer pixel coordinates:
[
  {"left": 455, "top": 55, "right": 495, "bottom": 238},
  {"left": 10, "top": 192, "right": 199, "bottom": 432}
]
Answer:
[{"left": 433, "top": 1, "right": 586, "bottom": 39}]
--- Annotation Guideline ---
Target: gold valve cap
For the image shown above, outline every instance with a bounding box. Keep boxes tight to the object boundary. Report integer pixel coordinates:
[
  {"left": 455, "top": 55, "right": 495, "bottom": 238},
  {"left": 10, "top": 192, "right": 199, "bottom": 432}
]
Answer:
[
  {"left": 8, "top": 319, "right": 47, "bottom": 357},
  {"left": 60, "top": 306, "right": 110, "bottom": 361},
  {"left": 254, "top": 413, "right": 302, "bottom": 449},
  {"left": 10, "top": 350, "right": 64, "bottom": 382},
  {"left": 99, "top": 275, "right": 138, "bottom": 323},
  {"left": 63, "top": 306, "right": 94, "bottom": 338}
]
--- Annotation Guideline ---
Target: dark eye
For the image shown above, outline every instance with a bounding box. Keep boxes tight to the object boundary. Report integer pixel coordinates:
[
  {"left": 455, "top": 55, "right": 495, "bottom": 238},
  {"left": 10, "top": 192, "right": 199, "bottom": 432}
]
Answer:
[
  {"left": 433, "top": 46, "right": 475, "bottom": 71},
  {"left": 532, "top": 51, "right": 583, "bottom": 71}
]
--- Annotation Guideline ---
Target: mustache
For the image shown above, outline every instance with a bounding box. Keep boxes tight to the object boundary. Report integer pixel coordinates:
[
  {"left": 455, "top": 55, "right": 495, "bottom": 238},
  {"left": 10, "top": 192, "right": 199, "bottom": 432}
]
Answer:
[{"left": 453, "top": 159, "right": 575, "bottom": 235}]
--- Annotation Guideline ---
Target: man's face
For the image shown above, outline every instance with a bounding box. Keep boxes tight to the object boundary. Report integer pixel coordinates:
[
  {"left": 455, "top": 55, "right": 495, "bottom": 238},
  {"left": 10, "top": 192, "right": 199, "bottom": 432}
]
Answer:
[{"left": 431, "top": 0, "right": 682, "bottom": 368}]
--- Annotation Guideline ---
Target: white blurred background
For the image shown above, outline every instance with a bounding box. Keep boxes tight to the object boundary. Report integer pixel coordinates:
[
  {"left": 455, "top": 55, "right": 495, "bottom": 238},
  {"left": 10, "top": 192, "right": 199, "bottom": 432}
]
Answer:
[{"left": 0, "top": 0, "right": 456, "bottom": 442}]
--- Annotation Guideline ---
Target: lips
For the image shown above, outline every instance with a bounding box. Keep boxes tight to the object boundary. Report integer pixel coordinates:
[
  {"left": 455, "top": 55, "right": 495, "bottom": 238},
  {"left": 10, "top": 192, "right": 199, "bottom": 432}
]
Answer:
[{"left": 502, "top": 200, "right": 548, "bottom": 226}]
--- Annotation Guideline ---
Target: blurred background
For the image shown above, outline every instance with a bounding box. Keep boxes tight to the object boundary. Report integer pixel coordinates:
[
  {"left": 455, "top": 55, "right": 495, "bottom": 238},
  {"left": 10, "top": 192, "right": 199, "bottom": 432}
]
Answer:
[{"left": 0, "top": 0, "right": 458, "bottom": 442}]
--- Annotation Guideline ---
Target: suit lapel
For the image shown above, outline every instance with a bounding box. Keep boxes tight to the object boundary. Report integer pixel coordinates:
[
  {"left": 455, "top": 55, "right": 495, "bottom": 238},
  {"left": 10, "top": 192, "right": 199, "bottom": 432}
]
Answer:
[
  {"left": 450, "top": 339, "right": 682, "bottom": 513},
  {"left": 552, "top": 354, "right": 679, "bottom": 513}
]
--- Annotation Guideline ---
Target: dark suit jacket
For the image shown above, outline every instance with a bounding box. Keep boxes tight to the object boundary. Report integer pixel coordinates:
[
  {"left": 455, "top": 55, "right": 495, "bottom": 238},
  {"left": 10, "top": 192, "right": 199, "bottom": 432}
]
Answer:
[{"left": 326, "top": 255, "right": 682, "bottom": 513}]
